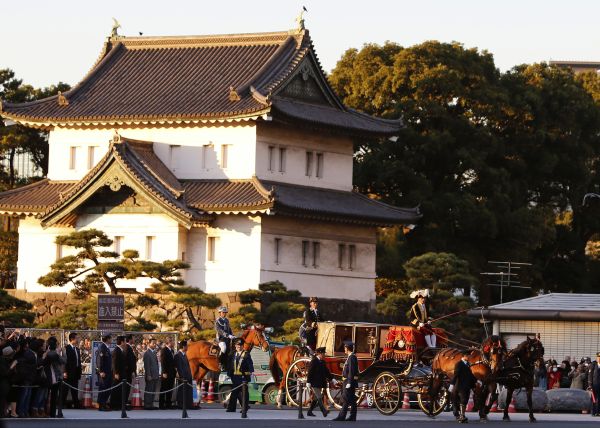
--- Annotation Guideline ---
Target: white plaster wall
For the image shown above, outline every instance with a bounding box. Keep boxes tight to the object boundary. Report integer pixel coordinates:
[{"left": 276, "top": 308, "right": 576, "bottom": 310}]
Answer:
[
  {"left": 255, "top": 123, "right": 354, "bottom": 191},
  {"left": 16, "top": 218, "right": 74, "bottom": 292},
  {"left": 47, "top": 125, "right": 257, "bottom": 181},
  {"left": 260, "top": 216, "right": 377, "bottom": 301},
  {"left": 185, "top": 215, "right": 262, "bottom": 293}
]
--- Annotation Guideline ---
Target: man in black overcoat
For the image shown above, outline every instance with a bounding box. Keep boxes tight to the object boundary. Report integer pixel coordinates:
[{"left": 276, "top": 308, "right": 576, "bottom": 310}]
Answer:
[
  {"left": 159, "top": 339, "right": 176, "bottom": 409},
  {"left": 110, "top": 336, "right": 127, "bottom": 410},
  {"left": 450, "top": 349, "right": 477, "bottom": 423},
  {"left": 64, "top": 332, "right": 82, "bottom": 408},
  {"left": 306, "top": 346, "right": 331, "bottom": 417},
  {"left": 96, "top": 335, "right": 112, "bottom": 411},
  {"left": 174, "top": 340, "right": 193, "bottom": 409},
  {"left": 333, "top": 342, "right": 358, "bottom": 421},
  {"left": 124, "top": 335, "right": 137, "bottom": 409}
]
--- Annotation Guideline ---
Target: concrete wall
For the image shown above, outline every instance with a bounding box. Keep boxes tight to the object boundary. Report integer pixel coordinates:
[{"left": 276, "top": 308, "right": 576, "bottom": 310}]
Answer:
[{"left": 260, "top": 216, "right": 377, "bottom": 301}]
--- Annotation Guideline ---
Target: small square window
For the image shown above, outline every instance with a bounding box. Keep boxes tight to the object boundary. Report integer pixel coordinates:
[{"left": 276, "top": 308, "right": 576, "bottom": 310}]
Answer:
[
  {"left": 268, "top": 146, "right": 275, "bottom": 172},
  {"left": 316, "top": 153, "right": 324, "bottom": 178},
  {"left": 305, "top": 152, "right": 313, "bottom": 177},
  {"left": 301, "top": 240, "right": 310, "bottom": 267},
  {"left": 69, "top": 147, "right": 77, "bottom": 170},
  {"left": 221, "top": 144, "right": 229, "bottom": 169},
  {"left": 338, "top": 244, "right": 346, "bottom": 270},
  {"left": 274, "top": 237, "right": 281, "bottom": 264},
  {"left": 208, "top": 236, "right": 218, "bottom": 262},
  {"left": 279, "top": 147, "right": 287, "bottom": 173},
  {"left": 348, "top": 244, "right": 356, "bottom": 270},
  {"left": 312, "top": 241, "right": 320, "bottom": 268}
]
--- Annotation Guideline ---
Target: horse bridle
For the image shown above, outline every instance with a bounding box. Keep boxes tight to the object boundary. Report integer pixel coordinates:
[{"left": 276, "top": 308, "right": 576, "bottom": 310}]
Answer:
[{"left": 243, "top": 327, "right": 267, "bottom": 352}]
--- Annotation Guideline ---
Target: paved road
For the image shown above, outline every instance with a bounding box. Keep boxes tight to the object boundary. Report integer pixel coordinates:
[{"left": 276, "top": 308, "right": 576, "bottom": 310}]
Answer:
[{"left": 3, "top": 408, "right": 599, "bottom": 427}]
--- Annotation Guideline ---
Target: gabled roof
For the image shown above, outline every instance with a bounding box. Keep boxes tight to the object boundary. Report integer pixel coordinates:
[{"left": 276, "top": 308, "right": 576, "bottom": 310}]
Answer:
[
  {"left": 0, "top": 180, "right": 75, "bottom": 216},
  {"left": 0, "top": 29, "right": 402, "bottom": 136},
  {"left": 469, "top": 293, "right": 600, "bottom": 321}
]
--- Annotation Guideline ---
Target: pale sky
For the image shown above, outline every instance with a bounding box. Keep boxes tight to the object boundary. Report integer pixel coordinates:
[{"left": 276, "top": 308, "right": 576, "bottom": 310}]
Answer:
[{"left": 1, "top": 0, "right": 598, "bottom": 89}]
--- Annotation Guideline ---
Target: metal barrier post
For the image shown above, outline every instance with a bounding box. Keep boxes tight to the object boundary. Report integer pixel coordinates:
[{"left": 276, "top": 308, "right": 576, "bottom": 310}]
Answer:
[
  {"left": 57, "top": 380, "right": 64, "bottom": 418},
  {"left": 182, "top": 380, "right": 189, "bottom": 419},
  {"left": 121, "top": 379, "right": 128, "bottom": 418},
  {"left": 241, "top": 380, "right": 248, "bottom": 419},
  {"left": 297, "top": 379, "right": 304, "bottom": 419}
]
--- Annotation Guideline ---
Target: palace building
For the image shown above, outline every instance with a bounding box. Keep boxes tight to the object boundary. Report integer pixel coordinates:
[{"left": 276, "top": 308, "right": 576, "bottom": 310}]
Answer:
[{"left": 0, "top": 24, "right": 419, "bottom": 301}]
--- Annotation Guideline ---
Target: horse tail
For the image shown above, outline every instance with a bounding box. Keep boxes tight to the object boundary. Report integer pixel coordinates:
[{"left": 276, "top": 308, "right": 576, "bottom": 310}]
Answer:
[{"left": 270, "top": 348, "right": 282, "bottom": 388}]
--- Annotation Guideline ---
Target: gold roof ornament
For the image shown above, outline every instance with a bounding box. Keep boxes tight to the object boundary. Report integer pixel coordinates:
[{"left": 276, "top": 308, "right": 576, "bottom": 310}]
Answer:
[
  {"left": 57, "top": 91, "right": 69, "bottom": 107},
  {"left": 295, "top": 6, "right": 307, "bottom": 31},
  {"left": 228, "top": 86, "right": 241, "bottom": 102},
  {"left": 112, "top": 129, "right": 121, "bottom": 144},
  {"left": 110, "top": 17, "right": 122, "bottom": 39}
]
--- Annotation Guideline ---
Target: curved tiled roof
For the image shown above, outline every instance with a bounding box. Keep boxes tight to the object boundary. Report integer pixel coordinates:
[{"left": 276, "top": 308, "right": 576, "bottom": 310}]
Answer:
[
  {"left": 0, "top": 29, "right": 402, "bottom": 136},
  {"left": 183, "top": 179, "right": 273, "bottom": 213},
  {"left": 0, "top": 180, "right": 75, "bottom": 215}
]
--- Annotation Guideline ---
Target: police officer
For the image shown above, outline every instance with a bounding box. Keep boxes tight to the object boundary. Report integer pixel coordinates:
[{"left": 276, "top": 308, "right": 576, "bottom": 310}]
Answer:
[
  {"left": 226, "top": 339, "right": 254, "bottom": 413},
  {"left": 303, "top": 297, "right": 322, "bottom": 352},
  {"left": 588, "top": 352, "right": 600, "bottom": 416},
  {"left": 333, "top": 342, "right": 358, "bottom": 421},
  {"left": 95, "top": 334, "right": 112, "bottom": 411},
  {"left": 450, "top": 349, "right": 477, "bottom": 423},
  {"left": 410, "top": 290, "right": 436, "bottom": 348},
  {"left": 306, "top": 347, "right": 331, "bottom": 417},
  {"left": 215, "top": 306, "right": 235, "bottom": 369}
]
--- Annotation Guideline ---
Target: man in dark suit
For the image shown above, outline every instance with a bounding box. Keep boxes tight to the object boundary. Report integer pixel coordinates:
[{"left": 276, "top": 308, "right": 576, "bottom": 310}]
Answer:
[
  {"left": 226, "top": 339, "right": 254, "bottom": 413},
  {"left": 333, "top": 342, "right": 358, "bottom": 421},
  {"left": 124, "top": 335, "right": 137, "bottom": 409},
  {"left": 306, "top": 347, "right": 331, "bottom": 417},
  {"left": 64, "top": 332, "right": 82, "bottom": 409},
  {"left": 588, "top": 352, "right": 600, "bottom": 416},
  {"left": 96, "top": 335, "right": 112, "bottom": 411},
  {"left": 159, "top": 339, "right": 176, "bottom": 409},
  {"left": 174, "top": 340, "right": 193, "bottom": 409},
  {"left": 303, "top": 297, "right": 322, "bottom": 352},
  {"left": 450, "top": 349, "right": 477, "bottom": 423},
  {"left": 110, "top": 336, "right": 127, "bottom": 410}
]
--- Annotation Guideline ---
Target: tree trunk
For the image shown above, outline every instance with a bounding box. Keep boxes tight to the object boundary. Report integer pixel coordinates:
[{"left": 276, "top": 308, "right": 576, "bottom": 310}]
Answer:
[
  {"left": 186, "top": 307, "right": 203, "bottom": 331},
  {"left": 8, "top": 148, "right": 16, "bottom": 187}
]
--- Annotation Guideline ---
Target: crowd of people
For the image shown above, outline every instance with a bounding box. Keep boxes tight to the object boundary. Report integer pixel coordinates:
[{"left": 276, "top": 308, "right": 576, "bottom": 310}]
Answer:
[
  {"left": 0, "top": 326, "right": 196, "bottom": 419},
  {"left": 533, "top": 355, "right": 600, "bottom": 391}
]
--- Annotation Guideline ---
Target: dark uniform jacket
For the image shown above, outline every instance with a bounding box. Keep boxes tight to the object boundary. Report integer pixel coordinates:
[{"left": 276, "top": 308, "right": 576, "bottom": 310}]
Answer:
[
  {"left": 160, "top": 346, "right": 176, "bottom": 379},
  {"left": 96, "top": 342, "right": 112, "bottom": 379},
  {"left": 342, "top": 353, "right": 359, "bottom": 388},
  {"left": 588, "top": 361, "right": 600, "bottom": 388},
  {"left": 410, "top": 302, "right": 430, "bottom": 327},
  {"left": 125, "top": 344, "right": 136, "bottom": 379},
  {"left": 307, "top": 355, "right": 331, "bottom": 388},
  {"left": 111, "top": 346, "right": 127, "bottom": 381},
  {"left": 227, "top": 350, "right": 254, "bottom": 383},
  {"left": 65, "top": 344, "right": 82, "bottom": 380},
  {"left": 304, "top": 309, "right": 322, "bottom": 331},
  {"left": 216, "top": 317, "right": 233, "bottom": 341},
  {"left": 174, "top": 351, "right": 193, "bottom": 382},
  {"left": 451, "top": 360, "right": 477, "bottom": 393}
]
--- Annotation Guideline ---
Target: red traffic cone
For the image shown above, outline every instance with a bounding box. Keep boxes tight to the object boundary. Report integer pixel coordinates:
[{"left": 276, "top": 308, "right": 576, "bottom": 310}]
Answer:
[
  {"left": 206, "top": 380, "right": 215, "bottom": 403},
  {"left": 401, "top": 392, "right": 411, "bottom": 410},
  {"left": 466, "top": 391, "right": 475, "bottom": 412},
  {"left": 490, "top": 400, "right": 498, "bottom": 413},
  {"left": 508, "top": 396, "right": 517, "bottom": 413},
  {"left": 83, "top": 376, "right": 93, "bottom": 409},
  {"left": 199, "top": 380, "right": 206, "bottom": 403},
  {"left": 131, "top": 378, "right": 143, "bottom": 409}
]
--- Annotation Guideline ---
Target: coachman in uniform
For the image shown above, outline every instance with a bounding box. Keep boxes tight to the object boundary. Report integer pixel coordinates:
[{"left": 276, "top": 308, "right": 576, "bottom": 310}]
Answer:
[
  {"left": 409, "top": 289, "right": 437, "bottom": 348},
  {"left": 306, "top": 347, "right": 331, "bottom": 417},
  {"left": 95, "top": 334, "right": 112, "bottom": 411},
  {"left": 226, "top": 339, "right": 254, "bottom": 413},
  {"left": 302, "top": 297, "right": 322, "bottom": 352},
  {"left": 333, "top": 342, "right": 358, "bottom": 422},
  {"left": 450, "top": 349, "right": 477, "bottom": 423}
]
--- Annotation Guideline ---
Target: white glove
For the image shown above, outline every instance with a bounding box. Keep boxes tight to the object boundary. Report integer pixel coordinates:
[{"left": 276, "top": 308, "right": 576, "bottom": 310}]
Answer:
[
  {"left": 345, "top": 384, "right": 351, "bottom": 389},
  {"left": 448, "top": 384, "right": 454, "bottom": 393},
  {"left": 306, "top": 383, "right": 311, "bottom": 389},
  {"left": 419, "top": 322, "right": 424, "bottom": 328},
  {"left": 477, "top": 380, "right": 483, "bottom": 387},
  {"left": 228, "top": 335, "right": 235, "bottom": 339}
]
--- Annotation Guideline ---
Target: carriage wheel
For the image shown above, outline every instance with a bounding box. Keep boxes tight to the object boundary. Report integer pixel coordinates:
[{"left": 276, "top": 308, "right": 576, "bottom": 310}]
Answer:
[
  {"left": 417, "top": 384, "right": 448, "bottom": 416},
  {"left": 372, "top": 372, "right": 402, "bottom": 415},
  {"left": 285, "top": 357, "right": 312, "bottom": 407}
]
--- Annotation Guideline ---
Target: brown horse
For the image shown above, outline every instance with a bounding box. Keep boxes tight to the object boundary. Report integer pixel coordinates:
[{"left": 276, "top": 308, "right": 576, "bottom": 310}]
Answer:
[
  {"left": 269, "top": 345, "right": 308, "bottom": 408},
  {"left": 429, "top": 336, "right": 507, "bottom": 420},
  {"left": 187, "top": 325, "right": 270, "bottom": 383}
]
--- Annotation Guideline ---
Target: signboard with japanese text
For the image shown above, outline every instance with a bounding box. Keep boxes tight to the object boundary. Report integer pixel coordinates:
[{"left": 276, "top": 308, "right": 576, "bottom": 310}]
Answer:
[
  {"left": 97, "top": 320, "right": 125, "bottom": 331},
  {"left": 97, "top": 294, "right": 124, "bottom": 323}
]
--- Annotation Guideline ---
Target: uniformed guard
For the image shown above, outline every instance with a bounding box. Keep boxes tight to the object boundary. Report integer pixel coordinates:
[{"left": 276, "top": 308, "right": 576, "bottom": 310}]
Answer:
[
  {"left": 306, "top": 347, "right": 331, "bottom": 417},
  {"left": 215, "top": 306, "right": 235, "bottom": 369},
  {"left": 332, "top": 341, "right": 358, "bottom": 421},
  {"left": 409, "top": 289, "right": 436, "bottom": 348},
  {"left": 301, "top": 297, "right": 322, "bottom": 352},
  {"left": 449, "top": 349, "right": 477, "bottom": 423},
  {"left": 226, "top": 339, "right": 254, "bottom": 413},
  {"left": 95, "top": 334, "right": 112, "bottom": 411}
]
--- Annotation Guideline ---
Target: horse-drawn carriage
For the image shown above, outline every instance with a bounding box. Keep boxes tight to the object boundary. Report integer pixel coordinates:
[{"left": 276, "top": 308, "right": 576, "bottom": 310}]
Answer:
[{"left": 282, "top": 321, "right": 450, "bottom": 415}]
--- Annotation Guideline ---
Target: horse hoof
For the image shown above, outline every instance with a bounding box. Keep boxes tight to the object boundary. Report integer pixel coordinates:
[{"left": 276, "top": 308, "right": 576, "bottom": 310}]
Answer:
[{"left": 529, "top": 418, "right": 537, "bottom": 423}]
